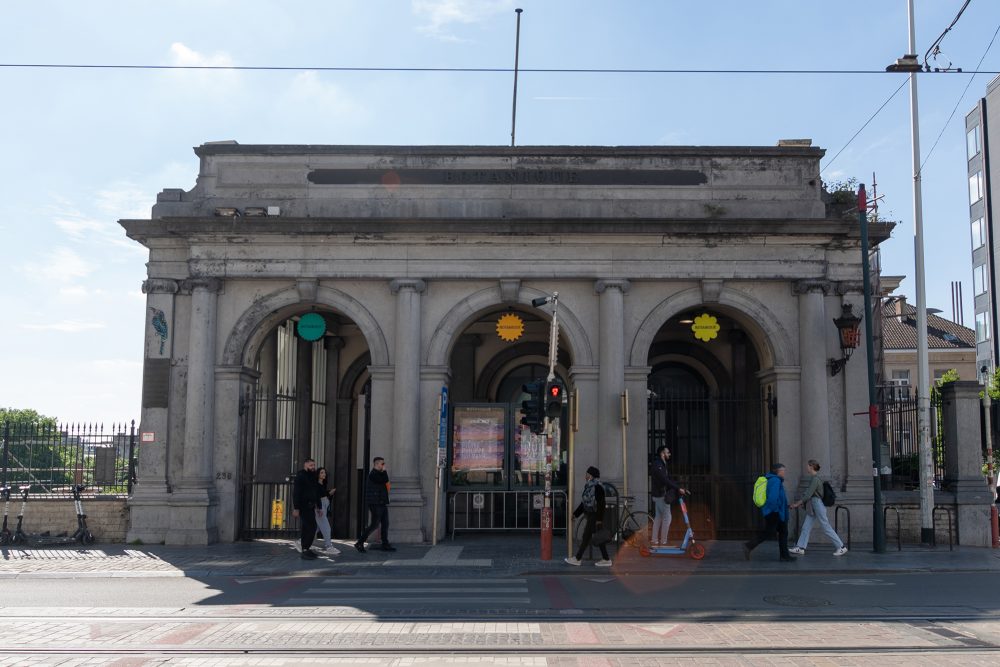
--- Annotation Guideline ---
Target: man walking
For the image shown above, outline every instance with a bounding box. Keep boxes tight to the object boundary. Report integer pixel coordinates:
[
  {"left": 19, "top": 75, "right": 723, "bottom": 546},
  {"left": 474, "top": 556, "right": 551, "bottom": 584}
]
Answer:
[
  {"left": 650, "top": 445, "right": 686, "bottom": 546},
  {"left": 354, "top": 456, "right": 396, "bottom": 553},
  {"left": 743, "top": 463, "right": 795, "bottom": 562},
  {"left": 292, "top": 458, "right": 321, "bottom": 560}
]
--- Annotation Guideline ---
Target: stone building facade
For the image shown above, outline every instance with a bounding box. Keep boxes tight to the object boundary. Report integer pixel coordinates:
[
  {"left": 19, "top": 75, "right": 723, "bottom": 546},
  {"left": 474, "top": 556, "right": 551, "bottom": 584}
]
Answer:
[{"left": 120, "top": 142, "right": 939, "bottom": 546}]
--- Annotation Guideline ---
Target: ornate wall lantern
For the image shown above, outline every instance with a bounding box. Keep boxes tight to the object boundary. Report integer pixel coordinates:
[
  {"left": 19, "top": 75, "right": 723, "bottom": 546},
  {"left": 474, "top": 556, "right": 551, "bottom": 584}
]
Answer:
[{"left": 829, "top": 302, "right": 862, "bottom": 376}]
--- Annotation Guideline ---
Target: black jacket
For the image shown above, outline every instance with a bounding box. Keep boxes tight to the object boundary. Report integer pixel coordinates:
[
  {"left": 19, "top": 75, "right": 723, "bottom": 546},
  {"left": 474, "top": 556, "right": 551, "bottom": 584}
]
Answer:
[
  {"left": 292, "top": 468, "right": 320, "bottom": 511},
  {"left": 650, "top": 458, "right": 680, "bottom": 502},
  {"left": 365, "top": 468, "right": 390, "bottom": 505}
]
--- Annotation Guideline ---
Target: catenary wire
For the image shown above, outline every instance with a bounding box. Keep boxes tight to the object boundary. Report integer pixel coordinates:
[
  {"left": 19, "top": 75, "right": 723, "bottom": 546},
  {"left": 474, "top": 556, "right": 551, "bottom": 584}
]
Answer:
[
  {"left": 820, "top": 78, "right": 909, "bottom": 175},
  {"left": 0, "top": 62, "right": 998, "bottom": 75},
  {"left": 920, "top": 22, "right": 1000, "bottom": 171},
  {"left": 924, "top": 0, "right": 973, "bottom": 67}
]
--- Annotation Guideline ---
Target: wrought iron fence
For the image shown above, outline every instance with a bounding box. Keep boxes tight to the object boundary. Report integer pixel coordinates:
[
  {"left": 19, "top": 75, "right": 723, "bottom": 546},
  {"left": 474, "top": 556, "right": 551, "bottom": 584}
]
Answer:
[
  {"left": 0, "top": 420, "right": 137, "bottom": 498},
  {"left": 878, "top": 386, "right": 946, "bottom": 490}
]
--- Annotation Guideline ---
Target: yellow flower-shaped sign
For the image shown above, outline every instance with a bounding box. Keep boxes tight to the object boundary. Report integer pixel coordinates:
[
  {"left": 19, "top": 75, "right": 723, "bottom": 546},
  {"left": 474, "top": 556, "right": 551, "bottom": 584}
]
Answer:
[
  {"left": 496, "top": 313, "right": 525, "bottom": 342},
  {"left": 691, "top": 313, "right": 720, "bottom": 342}
]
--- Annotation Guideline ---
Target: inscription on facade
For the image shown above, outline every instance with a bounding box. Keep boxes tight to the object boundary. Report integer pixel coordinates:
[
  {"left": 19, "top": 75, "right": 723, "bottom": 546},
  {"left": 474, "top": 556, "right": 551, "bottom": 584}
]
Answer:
[{"left": 307, "top": 168, "right": 707, "bottom": 187}]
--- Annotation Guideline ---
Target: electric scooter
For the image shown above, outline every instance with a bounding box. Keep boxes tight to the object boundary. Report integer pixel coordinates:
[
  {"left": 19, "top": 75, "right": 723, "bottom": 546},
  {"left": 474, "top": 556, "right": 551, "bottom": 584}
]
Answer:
[
  {"left": 20, "top": 484, "right": 95, "bottom": 546},
  {"left": 640, "top": 493, "right": 706, "bottom": 560},
  {"left": 11, "top": 487, "right": 30, "bottom": 545},
  {"left": 0, "top": 486, "right": 11, "bottom": 545}
]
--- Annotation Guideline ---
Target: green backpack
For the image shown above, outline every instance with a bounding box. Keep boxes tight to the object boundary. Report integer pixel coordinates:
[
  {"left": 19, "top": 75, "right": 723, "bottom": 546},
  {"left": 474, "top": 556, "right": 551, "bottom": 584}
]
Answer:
[{"left": 752, "top": 475, "right": 768, "bottom": 508}]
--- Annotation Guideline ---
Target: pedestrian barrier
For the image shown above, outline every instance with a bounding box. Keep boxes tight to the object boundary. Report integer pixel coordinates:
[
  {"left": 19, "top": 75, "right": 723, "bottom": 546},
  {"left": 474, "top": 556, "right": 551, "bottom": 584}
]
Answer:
[
  {"left": 884, "top": 505, "right": 902, "bottom": 551},
  {"left": 449, "top": 490, "right": 568, "bottom": 538},
  {"left": 834, "top": 505, "right": 851, "bottom": 551}
]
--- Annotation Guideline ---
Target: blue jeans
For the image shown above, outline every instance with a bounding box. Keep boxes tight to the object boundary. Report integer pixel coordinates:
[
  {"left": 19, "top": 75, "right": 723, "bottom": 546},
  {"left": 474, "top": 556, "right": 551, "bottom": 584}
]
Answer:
[
  {"left": 796, "top": 497, "right": 844, "bottom": 550},
  {"left": 651, "top": 496, "right": 672, "bottom": 544}
]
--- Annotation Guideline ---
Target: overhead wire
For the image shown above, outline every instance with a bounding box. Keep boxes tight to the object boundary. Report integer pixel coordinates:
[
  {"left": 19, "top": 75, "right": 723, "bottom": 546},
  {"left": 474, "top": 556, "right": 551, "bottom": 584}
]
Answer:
[{"left": 820, "top": 78, "right": 909, "bottom": 175}]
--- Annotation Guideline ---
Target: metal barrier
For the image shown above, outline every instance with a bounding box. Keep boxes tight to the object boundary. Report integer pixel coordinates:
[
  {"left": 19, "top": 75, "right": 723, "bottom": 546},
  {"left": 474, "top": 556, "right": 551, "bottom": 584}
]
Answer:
[
  {"left": 884, "top": 505, "right": 902, "bottom": 551},
  {"left": 932, "top": 506, "right": 955, "bottom": 551},
  {"left": 450, "top": 490, "right": 568, "bottom": 538},
  {"left": 834, "top": 505, "right": 851, "bottom": 551}
]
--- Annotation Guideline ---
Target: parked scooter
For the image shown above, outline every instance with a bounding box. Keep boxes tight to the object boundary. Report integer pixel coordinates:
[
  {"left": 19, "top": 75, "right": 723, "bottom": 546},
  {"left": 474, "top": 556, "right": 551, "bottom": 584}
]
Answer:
[
  {"left": 20, "top": 484, "right": 95, "bottom": 546},
  {"left": 11, "top": 487, "right": 29, "bottom": 545}
]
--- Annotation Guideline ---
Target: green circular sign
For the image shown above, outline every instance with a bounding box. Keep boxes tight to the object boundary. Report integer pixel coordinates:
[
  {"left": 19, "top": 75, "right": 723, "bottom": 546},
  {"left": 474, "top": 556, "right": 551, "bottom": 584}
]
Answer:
[{"left": 297, "top": 313, "right": 327, "bottom": 341}]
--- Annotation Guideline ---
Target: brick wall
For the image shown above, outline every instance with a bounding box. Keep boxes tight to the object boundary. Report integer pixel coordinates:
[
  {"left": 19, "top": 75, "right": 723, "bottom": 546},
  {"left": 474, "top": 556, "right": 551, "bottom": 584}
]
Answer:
[{"left": 10, "top": 498, "right": 128, "bottom": 543}]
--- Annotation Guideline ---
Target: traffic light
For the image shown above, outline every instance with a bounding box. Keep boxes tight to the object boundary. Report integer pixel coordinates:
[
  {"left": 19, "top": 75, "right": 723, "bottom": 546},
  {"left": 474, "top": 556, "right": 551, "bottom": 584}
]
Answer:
[
  {"left": 545, "top": 380, "right": 564, "bottom": 420},
  {"left": 520, "top": 380, "right": 545, "bottom": 434}
]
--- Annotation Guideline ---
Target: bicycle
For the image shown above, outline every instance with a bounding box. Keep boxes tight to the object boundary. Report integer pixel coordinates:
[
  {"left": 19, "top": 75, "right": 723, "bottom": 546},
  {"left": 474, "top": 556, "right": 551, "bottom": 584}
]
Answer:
[{"left": 573, "top": 485, "right": 651, "bottom": 553}]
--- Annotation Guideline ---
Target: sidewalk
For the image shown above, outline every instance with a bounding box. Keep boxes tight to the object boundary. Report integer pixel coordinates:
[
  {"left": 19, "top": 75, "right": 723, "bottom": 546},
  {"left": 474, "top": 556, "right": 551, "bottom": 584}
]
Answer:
[{"left": 3, "top": 534, "right": 999, "bottom": 578}]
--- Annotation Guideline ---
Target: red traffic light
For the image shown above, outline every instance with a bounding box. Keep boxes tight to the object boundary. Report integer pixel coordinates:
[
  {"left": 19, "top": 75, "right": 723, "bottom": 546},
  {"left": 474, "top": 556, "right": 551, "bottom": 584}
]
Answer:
[{"left": 549, "top": 385, "right": 561, "bottom": 398}]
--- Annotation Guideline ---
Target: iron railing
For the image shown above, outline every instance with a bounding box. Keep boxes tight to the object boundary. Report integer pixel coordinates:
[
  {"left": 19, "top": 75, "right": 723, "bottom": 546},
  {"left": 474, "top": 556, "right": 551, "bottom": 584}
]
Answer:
[
  {"left": 878, "top": 386, "right": 946, "bottom": 490},
  {"left": 0, "top": 420, "right": 136, "bottom": 498}
]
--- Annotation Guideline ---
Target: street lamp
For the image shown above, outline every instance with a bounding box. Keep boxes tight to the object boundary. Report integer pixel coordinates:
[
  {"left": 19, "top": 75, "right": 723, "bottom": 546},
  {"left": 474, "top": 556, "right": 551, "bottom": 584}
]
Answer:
[
  {"left": 887, "top": 0, "right": 934, "bottom": 546},
  {"left": 829, "top": 303, "right": 863, "bottom": 376}
]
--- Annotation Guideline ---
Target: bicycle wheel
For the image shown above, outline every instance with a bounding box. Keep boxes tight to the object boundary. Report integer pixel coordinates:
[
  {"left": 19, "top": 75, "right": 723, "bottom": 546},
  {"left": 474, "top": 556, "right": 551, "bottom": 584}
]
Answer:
[{"left": 621, "top": 511, "right": 652, "bottom": 550}]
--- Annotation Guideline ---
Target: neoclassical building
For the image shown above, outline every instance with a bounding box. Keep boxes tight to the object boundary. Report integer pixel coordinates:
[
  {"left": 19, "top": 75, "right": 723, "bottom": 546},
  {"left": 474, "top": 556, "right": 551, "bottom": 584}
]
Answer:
[{"left": 121, "top": 142, "right": 894, "bottom": 546}]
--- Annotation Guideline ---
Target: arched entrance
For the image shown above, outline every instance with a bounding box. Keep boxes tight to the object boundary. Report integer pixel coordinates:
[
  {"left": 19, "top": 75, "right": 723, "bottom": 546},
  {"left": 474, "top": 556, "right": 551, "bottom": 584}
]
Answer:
[
  {"left": 444, "top": 306, "right": 572, "bottom": 534},
  {"left": 236, "top": 308, "right": 373, "bottom": 540},
  {"left": 646, "top": 308, "right": 775, "bottom": 539}
]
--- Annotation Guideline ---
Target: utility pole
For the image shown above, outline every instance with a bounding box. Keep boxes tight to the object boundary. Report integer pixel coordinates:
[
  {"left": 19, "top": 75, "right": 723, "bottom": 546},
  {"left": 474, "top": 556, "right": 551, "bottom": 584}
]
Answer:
[
  {"left": 533, "top": 292, "right": 560, "bottom": 560},
  {"left": 510, "top": 8, "right": 523, "bottom": 147}
]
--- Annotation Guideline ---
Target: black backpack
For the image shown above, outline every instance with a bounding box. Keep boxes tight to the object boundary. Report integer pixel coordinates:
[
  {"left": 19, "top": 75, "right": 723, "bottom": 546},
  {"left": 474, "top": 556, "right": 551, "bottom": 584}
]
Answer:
[{"left": 821, "top": 481, "right": 837, "bottom": 507}]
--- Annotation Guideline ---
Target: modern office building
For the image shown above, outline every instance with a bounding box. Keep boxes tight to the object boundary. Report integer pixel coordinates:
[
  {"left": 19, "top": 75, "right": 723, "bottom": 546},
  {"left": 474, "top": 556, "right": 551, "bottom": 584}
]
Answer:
[{"left": 966, "top": 75, "right": 1000, "bottom": 382}]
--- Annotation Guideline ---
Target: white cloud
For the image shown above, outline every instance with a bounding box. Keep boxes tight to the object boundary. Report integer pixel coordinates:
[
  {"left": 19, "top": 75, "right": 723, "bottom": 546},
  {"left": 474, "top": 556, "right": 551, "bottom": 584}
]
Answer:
[
  {"left": 278, "top": 72, "right": 362, "bottom": 126},
  {"left": 168, "top": 42, "right": 234, "bottom": 68},
  {"left": 412, "top": 0, "right": 515, "bottom": 39},
  {"left": 22, "top": 320, "right": 107, "bottom": 332},
  {"left": 20, "top": 246, "right": 95, "bottom": 284},
  {"left": 165, "top": 42, "right": 240, "bottom": 93}
]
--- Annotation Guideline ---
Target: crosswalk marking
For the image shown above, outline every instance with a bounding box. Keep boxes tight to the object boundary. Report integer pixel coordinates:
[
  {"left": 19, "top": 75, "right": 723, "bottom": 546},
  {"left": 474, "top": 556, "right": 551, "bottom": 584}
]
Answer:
[{"left": 287, "top": 577, "right": 532, "bottom": 606}]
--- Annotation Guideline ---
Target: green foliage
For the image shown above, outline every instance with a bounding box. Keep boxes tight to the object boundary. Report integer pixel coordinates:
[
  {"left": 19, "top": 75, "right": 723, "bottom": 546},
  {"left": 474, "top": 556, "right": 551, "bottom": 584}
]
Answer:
[
  {"left": 0, "top": 407, "right": 58, "bottom": 430},
  {"left": 935, "top": 369, "right": 960, "bottom": 386}
]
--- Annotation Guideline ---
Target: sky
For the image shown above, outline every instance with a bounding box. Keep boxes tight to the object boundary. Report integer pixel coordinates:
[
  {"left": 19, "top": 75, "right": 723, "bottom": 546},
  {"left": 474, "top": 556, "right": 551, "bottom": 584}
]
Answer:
[{"left": 1, "top": 0, "right": 998, "bottom": 426}]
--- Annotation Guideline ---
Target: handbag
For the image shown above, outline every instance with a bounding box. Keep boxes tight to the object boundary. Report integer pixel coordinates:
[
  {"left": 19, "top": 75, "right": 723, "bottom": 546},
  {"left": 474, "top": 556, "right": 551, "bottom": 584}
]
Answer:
[{"left": 591, "top": 525, "right": 612, "bottom": 546}]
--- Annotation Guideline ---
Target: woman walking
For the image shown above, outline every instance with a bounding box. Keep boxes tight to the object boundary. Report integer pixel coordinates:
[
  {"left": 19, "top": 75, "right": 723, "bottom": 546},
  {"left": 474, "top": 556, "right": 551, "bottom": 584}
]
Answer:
[
  {"left": 565, "top": 466, "right": 612, "bottom": 567},
  {"left": 315, "top": 467, "right": 340, "bottom": 555},
  {"left": 789, "top": 460, "right": 847, "bottom": 556}
]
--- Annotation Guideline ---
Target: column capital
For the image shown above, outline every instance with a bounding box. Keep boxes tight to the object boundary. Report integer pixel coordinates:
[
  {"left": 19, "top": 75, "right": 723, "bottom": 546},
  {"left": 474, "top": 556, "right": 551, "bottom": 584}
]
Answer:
[
  {"left": 181, "top": 277, "right": 223, "bottom": 294},
  {"left": 368, "top": 364, "right": 395, "bottom": 381},
  {"left": 420, "top": 365, "right": 452, "bottom": 383},
  {"left": 214, "top": 364, "right": 261, "bottom": 383},
  {"left": 792, "top": 279, "right": 833, "bottom": 295},
  {"left": 757, "top": 366, "right": 801, "bottom": 383},
  {"left": 625, "top": 366, "right": 653, "bottom": 383},
  {"left": 390, "top": 278, "right": 426, "bottom": 294},
  {"left": 142, "top": 278, "right": 179, "bottom": 295},
  {"left": 594, "top": 279, "right": 631, "bottom": 295},
  {"left": 568, "top": 365, "right": 600, "bottom": 382}
]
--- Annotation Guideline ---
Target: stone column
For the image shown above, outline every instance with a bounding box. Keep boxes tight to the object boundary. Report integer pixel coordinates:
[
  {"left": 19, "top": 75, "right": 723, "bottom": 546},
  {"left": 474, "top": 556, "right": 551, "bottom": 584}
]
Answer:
[
  {"left": 127, "top": 278, "right": 178, "bottom": 544},
  {"left": 758, "top": 367, "right": 802, "bottom": 474},
  {"left": 569, "top": 365, "right": 599, "bottom": 516},
  {"left": 323, "top": 337, "right": 344, "bottom": 480},
  {"left": 213, "top": 364, "right": 259, "bottom": 542},
  {"left": 420, "top": 366, "right": 451, "bottom": 542},
  {"left": 389, "top": 278, "right": 427, "bottom": 542},
  {"left": 595, "top": 279, "right": 630, "bottom": 491},
  {"left": 167, "top": 277, "right": 221, "bottom": 545},
  {"left": 257, "top": 331, "right": 278, "bottom": 439},
  {"left": 941, "top": 381, "right": 992, "bottom": 546},
  {"left": 795, "top": 280, "right": 832, "bottom": 481},
  {"left": 837, "top": 286, "right": 873, "bottom": 500},
  {"left": 625, "top": 366, "right": 652, "bottom": 513}
]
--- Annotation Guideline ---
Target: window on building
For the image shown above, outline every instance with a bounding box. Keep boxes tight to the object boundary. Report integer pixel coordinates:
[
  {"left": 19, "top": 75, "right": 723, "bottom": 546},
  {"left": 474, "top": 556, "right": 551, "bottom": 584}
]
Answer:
[
  {"left": 975, "top": 265, "right": 988, "bottom": 295},
  {"left": 891, "top": 369, "right": 911, "bottom": 384},
  {"left": 972, "top": 217, "right": 986, "bottom": 249},
  {"left": 977, "top": 311, "right": 992, "bottom": 343},
  {"left": 968, "top": 125, "right": 981, "bottom": 160},
  {"left": 970, "top": 172, "right": 984, "bottom": 203}
]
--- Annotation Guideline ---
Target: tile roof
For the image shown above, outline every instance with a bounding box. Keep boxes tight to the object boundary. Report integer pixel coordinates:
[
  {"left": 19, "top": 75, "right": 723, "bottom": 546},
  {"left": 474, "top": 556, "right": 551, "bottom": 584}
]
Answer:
[{"left": 880, "top": 298, "right": 975, "bottom": 350}]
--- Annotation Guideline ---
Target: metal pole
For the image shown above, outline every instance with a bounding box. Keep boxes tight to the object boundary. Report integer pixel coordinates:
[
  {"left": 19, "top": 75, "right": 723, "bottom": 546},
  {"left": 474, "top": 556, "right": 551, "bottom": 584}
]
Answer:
[
  {"left": 902, "top": 0, "right": 934, "bottom": 544},
  {"left": 2, "top": 420, "right": 9, "bottom": 489},
  {"left": 984, "top": 381, "right": 999, "bottom": 547},
  {"left": 620, "top": 390, "right": 629, "bottom": 498},
  {"left": 127, "top": 420, "right": 137, "bottom": 495},
  {"left": 567, "top": 390, "right": 578, "bottom": 559},
  {"left": 859, "top": 184, "right": 886, "bottom": 553},
  {"left": 510, "top": 8, "right": 523, "bottom": 147},
  {"left": 432, "top": 393, "right": 442, "bottom": 546},
  {"left": 540, "top": 291, "right": 558, "bottom": 561}
]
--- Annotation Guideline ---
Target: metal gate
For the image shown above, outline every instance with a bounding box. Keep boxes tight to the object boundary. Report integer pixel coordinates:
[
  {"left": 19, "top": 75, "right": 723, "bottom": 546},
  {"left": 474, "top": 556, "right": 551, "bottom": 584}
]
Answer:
[{"left": 647, "top": 388, "right": 775, "bottom": 540}]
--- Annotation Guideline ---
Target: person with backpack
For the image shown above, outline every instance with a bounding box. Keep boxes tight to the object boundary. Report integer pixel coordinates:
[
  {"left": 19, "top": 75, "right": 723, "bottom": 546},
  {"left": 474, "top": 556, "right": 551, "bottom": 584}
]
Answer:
[
  {"left": 788, "top": 460, "right": 848, "bottom": 556},
  {"left": 565, "top": 466, "right": 613, "bottom": 567},
  {"left": 743, "top": 463, "right": 795, "bottom": 562}
]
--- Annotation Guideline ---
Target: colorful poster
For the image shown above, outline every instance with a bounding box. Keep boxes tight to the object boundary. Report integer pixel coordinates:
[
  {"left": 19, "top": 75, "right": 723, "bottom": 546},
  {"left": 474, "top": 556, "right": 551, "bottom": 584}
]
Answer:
[{"left": 452, "top": 406, "right": 505, "bottom": 472}]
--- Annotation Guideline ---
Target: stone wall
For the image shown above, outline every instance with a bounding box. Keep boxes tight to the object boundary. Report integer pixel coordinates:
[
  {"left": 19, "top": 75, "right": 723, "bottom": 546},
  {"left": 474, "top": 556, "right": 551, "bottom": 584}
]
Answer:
[{"left": 14, "top": 498, "right": 128, "bottom": 544}]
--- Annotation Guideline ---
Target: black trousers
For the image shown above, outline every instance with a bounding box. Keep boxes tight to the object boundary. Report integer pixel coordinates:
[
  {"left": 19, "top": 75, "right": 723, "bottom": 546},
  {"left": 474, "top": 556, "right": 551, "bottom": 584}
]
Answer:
[
  {"left": 575, "top": 512, "right": 609, "bottom": 561},
  {"left": 300, "top": 506, "right": 318, "bottom": 551},
  {"left": 359, "top": 503, "right": 390, "bottom": 545},
  {"left": 746, "top": 511, "right": 789, "bottom": 558}
]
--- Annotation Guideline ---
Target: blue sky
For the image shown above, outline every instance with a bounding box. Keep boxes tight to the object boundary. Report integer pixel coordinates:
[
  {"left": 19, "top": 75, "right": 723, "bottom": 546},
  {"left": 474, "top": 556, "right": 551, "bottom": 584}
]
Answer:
[{"left": 1, "top": 1, "right": 998, "bottom": 425}]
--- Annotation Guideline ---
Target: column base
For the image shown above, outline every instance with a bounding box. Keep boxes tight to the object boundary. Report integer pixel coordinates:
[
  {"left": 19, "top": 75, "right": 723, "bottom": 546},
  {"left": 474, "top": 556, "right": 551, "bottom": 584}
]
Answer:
[
  {"left": 164, "top": 487, "right": 219, "bottom": 546},
  {"left": 387, "top": 478, "right": 426, "bottom": 543},
  {"left": 126, "top": 487, "right": 174, "bottom": 545}
]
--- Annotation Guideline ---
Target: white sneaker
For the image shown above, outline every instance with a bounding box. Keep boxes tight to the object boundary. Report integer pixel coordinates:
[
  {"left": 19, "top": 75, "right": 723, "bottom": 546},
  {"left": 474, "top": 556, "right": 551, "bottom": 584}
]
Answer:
[
  {"left": 564, "top": 556, "right": 582, "bottom": 566},
  {"left": 595, "top": 559, "right": 613, "bottom": 567},
  {"left": 326, "top": 546, "right": 341, "bottom": 555},
  {"left": 833, "top": 546, "right": 848, "bottom": 556},
  {"left": 788, "top": 546, "right": 805, "bottom": 555}
]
